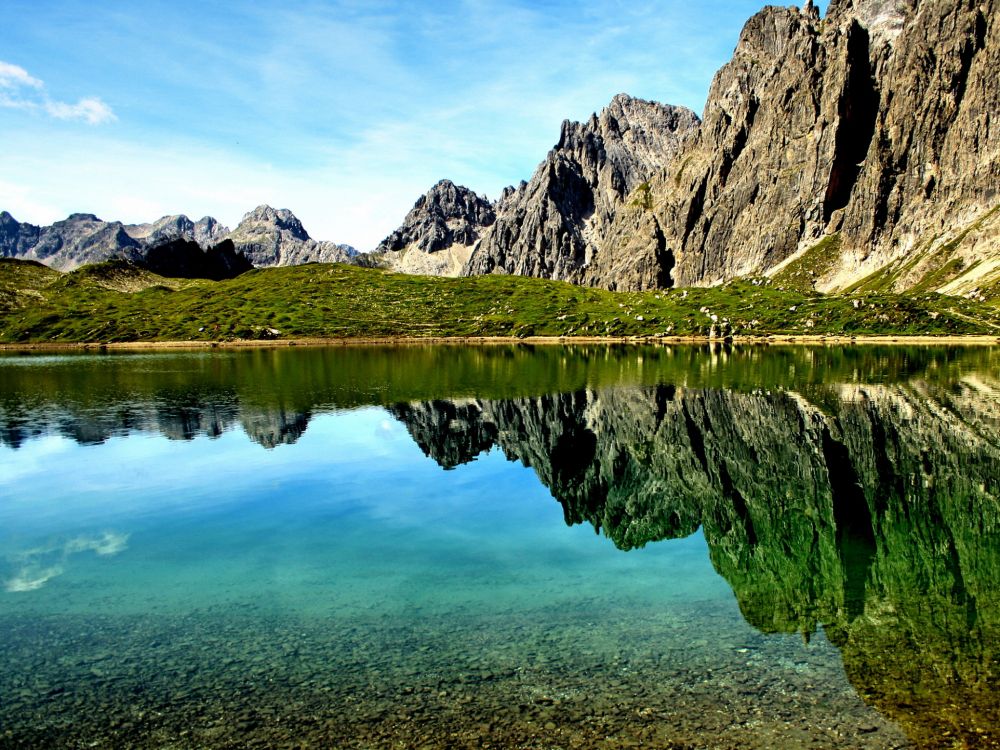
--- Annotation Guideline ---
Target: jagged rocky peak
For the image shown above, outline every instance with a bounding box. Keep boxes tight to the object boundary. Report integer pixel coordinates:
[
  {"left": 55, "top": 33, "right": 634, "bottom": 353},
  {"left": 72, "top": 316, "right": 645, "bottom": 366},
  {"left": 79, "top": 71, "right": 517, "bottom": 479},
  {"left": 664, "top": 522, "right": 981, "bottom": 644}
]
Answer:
[
  {"left": 227, "top": 204, "right": 357, "bottom": 267},
  {"left": 371, "top": 179, "right": 495, "bottom": 277},
  {"left": 463, "top": 93, "right": 699, "bottom": 291},
  {"left": 616, "top": 0, "right": 999, "bottom": 292},
  {"left": 238, "top": 205, "right": 310, "bottom": 241},
  {"left": 457, "top": 0, "right": 996, "bottom": 295},
  {"left": 559, "top": 93, "right": 700, "bottom": 195},
  {"left": 125, "top": 214, "right": 230, "bottom": 249}
]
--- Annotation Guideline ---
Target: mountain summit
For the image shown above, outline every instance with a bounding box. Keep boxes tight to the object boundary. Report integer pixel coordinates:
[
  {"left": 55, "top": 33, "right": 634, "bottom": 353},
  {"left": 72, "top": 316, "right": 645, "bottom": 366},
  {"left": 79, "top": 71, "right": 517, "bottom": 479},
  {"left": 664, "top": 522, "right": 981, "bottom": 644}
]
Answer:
[
  {"left": 226, "top": 205, "right": 357, "bottom": 267},
  {"left": 371, "top": 180, "right": 495, "bottom": 276}
]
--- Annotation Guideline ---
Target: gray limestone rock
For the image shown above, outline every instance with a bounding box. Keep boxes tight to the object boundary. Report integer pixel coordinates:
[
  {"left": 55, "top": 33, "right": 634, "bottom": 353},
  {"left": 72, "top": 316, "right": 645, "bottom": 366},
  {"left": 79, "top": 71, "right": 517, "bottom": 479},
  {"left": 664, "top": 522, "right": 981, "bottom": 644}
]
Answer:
[
  {"left": 637, "top": 0, "right": 999, "bottom": 292},
  {"left": 458, "top": 1, "right": 998, "bottom": 294},
  {"left": 463, "top": 94, "right": 699, "bottom": 290},
  {"left": 125, "top": 215, "right": 230, "bottom": 249},
  {"left": 226, "top": 205, "right": 358, "bottom": 267},
  {"left": 370, "top": 180, "right": 495, "bottom": 277}
]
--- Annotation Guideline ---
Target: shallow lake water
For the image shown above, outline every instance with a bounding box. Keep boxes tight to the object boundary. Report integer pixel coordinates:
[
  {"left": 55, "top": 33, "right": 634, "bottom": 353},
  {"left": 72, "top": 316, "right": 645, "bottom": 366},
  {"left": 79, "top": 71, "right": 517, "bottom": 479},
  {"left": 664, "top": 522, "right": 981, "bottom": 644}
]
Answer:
[{"left": 1, "top": 344, "right": 998, "bottom": 749}]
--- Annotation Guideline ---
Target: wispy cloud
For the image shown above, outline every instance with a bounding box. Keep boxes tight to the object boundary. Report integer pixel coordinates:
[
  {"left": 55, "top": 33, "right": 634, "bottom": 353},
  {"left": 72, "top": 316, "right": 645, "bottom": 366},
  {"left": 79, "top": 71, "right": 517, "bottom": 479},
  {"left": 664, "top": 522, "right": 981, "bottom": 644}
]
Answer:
[
  {"left": 45, "top": 97, "right": 116, "bottom": 125},
  {"left": 0, "top": 60, "right": 115, "bottom": 125},
  {"left": 0, "top": 61, "right": 43, "bottom": 89}
]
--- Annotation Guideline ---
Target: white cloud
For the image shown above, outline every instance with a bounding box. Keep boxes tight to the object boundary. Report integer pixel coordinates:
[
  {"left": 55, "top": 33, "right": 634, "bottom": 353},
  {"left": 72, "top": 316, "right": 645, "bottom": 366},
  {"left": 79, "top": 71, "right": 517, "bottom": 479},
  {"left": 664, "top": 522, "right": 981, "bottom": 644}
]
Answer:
[
  {"left": 45, "top": 96, "right": 116, "bottom": 125},
  {"left": 0, "top": 59, "right": 115, "bottom": 125},
  {"left": 0, "top": 61, "right": 42, "bottom": 89}
]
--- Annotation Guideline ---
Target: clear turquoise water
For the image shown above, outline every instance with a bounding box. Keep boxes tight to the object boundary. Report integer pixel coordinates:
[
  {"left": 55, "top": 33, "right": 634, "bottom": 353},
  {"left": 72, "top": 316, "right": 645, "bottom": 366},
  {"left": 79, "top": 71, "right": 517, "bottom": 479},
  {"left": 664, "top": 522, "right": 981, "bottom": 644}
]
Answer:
[{"left": 1, "top": 345, "right": 998, "bottom": 749}]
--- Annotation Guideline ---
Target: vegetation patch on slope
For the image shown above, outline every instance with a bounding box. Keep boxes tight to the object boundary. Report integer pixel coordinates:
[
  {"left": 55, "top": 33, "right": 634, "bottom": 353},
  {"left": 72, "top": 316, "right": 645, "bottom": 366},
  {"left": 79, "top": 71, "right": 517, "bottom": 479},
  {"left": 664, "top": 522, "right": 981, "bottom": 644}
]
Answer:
[
  {"left": 770, "top": 234, "right": 843, "bottom": 291},
  {"left": 2, "top": 259, "right": 1000, "bottom": 343}
]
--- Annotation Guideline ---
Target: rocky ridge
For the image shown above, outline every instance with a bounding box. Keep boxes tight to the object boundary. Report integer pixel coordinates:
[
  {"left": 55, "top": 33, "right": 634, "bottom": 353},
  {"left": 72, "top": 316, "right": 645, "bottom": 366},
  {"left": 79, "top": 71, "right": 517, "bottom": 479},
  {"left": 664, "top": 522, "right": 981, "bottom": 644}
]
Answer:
[
  {"left": 446, "top": 0, "right": 998, "bottom": 295},
  {"left": 463, "top": 94, "right": 700, "bottom": 290},
  {"left": 124, "top": 214, "right": 229, "bottom": 249},
  {"left": 0, "top": 206, "right": 357, "bottom": 272},
  {"left": 225, "top": 205, "right": 358, "bottom": 267},
  {"left": 369, "top": 180, "right": 495, "bottom": 276}
]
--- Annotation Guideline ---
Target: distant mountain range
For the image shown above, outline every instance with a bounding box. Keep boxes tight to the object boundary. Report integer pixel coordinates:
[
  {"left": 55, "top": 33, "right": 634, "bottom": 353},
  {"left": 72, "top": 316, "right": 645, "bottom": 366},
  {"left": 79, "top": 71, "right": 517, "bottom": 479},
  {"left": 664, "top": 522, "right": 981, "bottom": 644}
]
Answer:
[
  {"left": 0, "top": 205, "right": 358, "bottom": 273},
  {"left": 5, "top": 0, "right": 997, "bottom": 296}
]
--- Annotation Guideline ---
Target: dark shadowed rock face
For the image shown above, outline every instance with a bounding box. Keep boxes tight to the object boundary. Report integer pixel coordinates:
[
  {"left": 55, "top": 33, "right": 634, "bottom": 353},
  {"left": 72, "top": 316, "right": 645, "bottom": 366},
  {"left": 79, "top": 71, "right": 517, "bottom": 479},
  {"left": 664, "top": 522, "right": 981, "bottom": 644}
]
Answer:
[
  {"left": 140, "top": 238, "right": 253, "bottom": 280},
  {"left": 371, "top": 180, "right": 496, "bottom": 276},
  {"left": 463, "top": 94, "right": 699, "bottom": 291},
  {"left": 226, "top": 205, "right": 358, "bottom": 267}
]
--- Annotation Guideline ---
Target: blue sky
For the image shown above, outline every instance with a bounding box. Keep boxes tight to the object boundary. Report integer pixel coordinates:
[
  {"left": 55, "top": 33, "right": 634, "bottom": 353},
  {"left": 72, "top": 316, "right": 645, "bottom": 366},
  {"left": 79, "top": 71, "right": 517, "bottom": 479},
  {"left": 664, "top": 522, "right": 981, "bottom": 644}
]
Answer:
[{"left": 0, "top": 0, "right": 826, "bottom": 250}]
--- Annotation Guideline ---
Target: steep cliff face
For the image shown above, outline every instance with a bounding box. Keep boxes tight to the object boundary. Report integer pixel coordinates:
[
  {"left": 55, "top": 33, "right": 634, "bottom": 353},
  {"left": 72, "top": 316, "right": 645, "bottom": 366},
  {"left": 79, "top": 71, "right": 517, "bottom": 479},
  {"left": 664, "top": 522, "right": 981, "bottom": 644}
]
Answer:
[
  {"left": 453, "top": 1, "right": 998, "bottom": 294},
  {"left": 463, "top": 94, "right": 699, "bottom": 290},
  {"left": 370, "top": 180, "right": 495, "bottom": 276},
  {"left": 638, "top": 0, "right": 1000, "bottom": 292}
]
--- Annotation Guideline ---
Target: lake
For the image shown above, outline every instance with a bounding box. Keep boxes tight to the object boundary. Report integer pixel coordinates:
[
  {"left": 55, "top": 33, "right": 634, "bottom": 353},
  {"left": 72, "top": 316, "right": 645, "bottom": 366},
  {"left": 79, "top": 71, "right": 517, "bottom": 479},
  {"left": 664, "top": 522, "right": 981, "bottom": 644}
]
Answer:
[{"left": 1, "top": 344, "right": 998, "bottom": 749}]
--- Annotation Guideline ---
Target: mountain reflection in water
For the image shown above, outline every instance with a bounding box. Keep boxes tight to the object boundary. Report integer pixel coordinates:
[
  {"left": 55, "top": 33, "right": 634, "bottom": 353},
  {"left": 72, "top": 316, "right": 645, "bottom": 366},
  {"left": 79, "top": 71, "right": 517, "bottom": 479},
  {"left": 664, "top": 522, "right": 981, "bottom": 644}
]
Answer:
[
  {"left": 389, "top": 382, "right": 1000, "bottom": 748},
  {"left": 1, "top": 344, "right": 999, "bottom": 748}
]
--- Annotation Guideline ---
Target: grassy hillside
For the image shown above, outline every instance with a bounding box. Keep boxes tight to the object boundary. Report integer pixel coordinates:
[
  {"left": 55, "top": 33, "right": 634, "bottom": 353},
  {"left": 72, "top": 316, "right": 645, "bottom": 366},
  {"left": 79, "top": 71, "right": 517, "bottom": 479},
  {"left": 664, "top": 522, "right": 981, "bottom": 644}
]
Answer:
[{"left": 2, "top": 258, "right": 1000, "bottom": 343}]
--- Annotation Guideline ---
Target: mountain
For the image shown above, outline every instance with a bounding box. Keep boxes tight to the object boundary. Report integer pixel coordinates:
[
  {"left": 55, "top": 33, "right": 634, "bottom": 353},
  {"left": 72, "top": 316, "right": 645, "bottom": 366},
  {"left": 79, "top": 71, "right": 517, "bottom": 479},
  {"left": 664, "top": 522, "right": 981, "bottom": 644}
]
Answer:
[
  {"left": 226, "top": 205, "right": 358, "bottom": 267},
  {"left": 464, "top": 94, "right": 700, "bottom": 290},
  {"left": 0, "top": 212, "right": 144, "bottom": 270},
  {"left": 0, "top": 206, "right": 357, "bottom": 272},
  {"left": 454, "top": 0, "right": 998, "bottom": 295},
  {"left": 368, "top": 180, "right": 495, "bottom": 276},
  {"left": 638, "top": 0, "right": 1000, "bottom": 293},
  {"left": 125, "top": 214, "right": 229, "bottom": 249}
]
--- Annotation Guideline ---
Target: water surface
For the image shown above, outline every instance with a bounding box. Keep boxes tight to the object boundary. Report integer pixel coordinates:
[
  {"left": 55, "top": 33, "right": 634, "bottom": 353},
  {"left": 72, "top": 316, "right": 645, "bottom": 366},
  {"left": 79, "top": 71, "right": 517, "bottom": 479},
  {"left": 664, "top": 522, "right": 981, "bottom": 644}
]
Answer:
[{"left": 1, "top": 345, "right": 998, "bottom": 749}]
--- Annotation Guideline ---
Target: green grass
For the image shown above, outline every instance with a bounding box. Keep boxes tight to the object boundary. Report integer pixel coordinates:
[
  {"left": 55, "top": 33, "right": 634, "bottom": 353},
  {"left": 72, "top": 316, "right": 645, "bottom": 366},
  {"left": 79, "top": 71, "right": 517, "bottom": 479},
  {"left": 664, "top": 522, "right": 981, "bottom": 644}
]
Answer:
[
  {"left": 2, "top": 257, "right": 1000, "bottom": 343},
  {"left": 771, "top": 234, "right": 843, "bottom": 291}
]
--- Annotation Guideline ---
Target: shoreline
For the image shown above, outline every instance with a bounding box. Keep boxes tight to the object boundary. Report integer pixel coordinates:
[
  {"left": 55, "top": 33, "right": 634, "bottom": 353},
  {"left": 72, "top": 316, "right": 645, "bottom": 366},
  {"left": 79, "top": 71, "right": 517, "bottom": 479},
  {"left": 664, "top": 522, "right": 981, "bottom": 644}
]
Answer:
[{"left": 2, "top": 333, "right": 1000, "bottom": 353}]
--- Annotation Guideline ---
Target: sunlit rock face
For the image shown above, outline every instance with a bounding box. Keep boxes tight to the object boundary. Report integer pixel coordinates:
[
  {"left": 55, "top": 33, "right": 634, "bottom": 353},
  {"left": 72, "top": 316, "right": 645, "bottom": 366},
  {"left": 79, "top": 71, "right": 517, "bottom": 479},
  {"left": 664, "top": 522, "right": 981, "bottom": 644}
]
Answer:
[
  {"left": 463, "top": 95, "right": 699, "bottom": 291},
  {"left": 225, "top": 205, "right": 357, "bottom": 267},
  {"left": 620, "top": 0, "right": 1000, "bottom": 292},
  {"left": 368, "top": 180, "right": 496, "bottom": 277},
  {"left": 388, "top": 374, "right": 1000, "bottom": 747},
  {"left": 459, "top": 1, "right": 998, "bottom": 294}
]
